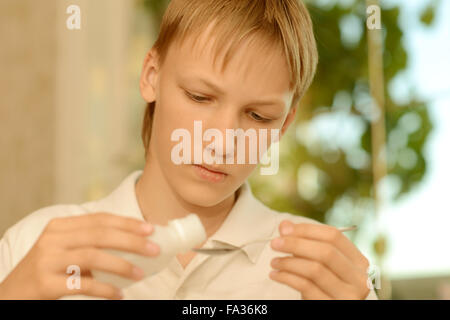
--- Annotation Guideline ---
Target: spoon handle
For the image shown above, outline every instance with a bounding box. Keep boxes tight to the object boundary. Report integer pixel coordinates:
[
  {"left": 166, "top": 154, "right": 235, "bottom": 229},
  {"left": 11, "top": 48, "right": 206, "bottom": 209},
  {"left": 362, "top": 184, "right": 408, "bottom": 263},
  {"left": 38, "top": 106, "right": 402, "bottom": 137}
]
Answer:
[
  {"left": 338, "top": 225, "right": 358, "bottom": 232},
  {"left": 192, "top": 225, "right": 358, "bottom": 255},
  {"left": 243, "top": 225, "right": 357, "bottom": 246}
]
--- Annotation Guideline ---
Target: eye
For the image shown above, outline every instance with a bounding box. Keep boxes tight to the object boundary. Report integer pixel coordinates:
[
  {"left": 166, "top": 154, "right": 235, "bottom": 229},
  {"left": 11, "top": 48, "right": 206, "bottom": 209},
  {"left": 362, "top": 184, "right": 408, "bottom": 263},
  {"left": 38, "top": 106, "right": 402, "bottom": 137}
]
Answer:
[
  {"left": 185, "top": 91, "right": 210, "bottom": 103},
  {"left": 250, "top": 112, "right": 271, "bottom": 122}
]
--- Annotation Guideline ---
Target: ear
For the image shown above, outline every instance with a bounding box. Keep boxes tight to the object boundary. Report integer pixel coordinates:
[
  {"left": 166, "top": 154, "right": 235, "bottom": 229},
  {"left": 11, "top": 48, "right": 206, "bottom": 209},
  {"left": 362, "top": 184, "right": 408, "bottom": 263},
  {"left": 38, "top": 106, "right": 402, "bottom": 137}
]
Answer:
[
  {"left": 139, "top": 49, "right": 160, "bottom": 103},
  {"left": 280, "top": 106, "right": 298, "bottom": 137}
]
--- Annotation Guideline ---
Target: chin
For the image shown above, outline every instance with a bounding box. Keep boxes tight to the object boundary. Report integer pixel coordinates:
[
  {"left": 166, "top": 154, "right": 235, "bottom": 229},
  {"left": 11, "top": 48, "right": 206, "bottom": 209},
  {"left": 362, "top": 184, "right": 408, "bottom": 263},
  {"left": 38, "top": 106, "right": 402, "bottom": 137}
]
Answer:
[
  {"left": 162, "top": 163, "right": 251, "bottom": 208},
  {"left": 175, "top": 180, "right": 237, "bottom": 207},
  {"left": 162, "top": 164, "right": 238, "bottom": 207}
]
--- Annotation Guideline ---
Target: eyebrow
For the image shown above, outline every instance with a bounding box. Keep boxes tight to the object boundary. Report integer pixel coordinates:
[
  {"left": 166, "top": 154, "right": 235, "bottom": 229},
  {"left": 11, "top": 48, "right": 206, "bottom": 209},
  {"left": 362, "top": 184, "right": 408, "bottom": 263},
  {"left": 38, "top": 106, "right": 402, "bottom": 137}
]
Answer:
[{"left": 185, "top": 76, "right": 287, "bottom": 110}]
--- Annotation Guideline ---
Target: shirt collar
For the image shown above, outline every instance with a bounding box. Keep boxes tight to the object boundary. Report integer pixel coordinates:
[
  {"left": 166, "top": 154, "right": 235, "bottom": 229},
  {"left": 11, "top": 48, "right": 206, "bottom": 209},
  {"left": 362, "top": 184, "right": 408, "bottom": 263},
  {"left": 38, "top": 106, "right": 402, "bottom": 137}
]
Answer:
[
  {"left": 93, "top": 170, "right": 146, "bottom": 223},
  {"left": 208, "top": 182, "right": 278, "bottom": 263},
  {"left": 95, "top": 170, "right": 277, "bottom": 264}
]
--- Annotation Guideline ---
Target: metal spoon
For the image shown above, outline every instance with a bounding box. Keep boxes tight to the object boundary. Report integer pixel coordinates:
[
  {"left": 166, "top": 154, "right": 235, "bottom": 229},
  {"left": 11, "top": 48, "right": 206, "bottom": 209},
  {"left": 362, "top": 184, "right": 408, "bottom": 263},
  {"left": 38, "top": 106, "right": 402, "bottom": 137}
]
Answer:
[{"left": 192, "top": 225, "right": 358, "bottom": 256}]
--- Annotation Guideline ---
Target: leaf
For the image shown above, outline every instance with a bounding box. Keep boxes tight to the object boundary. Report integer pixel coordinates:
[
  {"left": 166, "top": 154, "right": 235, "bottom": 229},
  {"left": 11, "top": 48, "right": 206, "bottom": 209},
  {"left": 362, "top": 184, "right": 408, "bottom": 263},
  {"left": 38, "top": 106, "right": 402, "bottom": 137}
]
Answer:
[{"left": 420, "top": 4, "right": 436, "bottom": 26}]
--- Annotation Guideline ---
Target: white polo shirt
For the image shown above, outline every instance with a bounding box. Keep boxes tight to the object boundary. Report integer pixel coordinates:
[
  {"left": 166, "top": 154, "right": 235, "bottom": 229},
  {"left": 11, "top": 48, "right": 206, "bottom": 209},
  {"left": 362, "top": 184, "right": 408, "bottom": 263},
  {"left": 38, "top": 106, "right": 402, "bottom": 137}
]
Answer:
[{"left": 0, "top": 170, "right": 378, "bottom": 300}]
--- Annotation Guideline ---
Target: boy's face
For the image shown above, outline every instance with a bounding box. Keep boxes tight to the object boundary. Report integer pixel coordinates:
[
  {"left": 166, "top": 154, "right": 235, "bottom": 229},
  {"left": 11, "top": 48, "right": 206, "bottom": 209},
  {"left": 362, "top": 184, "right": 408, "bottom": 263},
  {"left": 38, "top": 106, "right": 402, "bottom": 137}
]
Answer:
[{"left": 140, "top": 23, "right": 296, "bottom": 207}]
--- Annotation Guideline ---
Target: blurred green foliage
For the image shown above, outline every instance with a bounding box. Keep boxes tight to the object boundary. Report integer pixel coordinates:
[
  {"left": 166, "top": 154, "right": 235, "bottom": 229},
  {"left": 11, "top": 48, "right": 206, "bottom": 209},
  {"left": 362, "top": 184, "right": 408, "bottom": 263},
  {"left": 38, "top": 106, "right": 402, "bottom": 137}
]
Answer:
[
  {"left": 420, "top": 0, "right": 440, "bottom": 26},
  {"left": 140, "top": 0, "right": 434, "bottom": 227},
  {"left": 142, "top": 0, "right": 170, "bottom": 29}
]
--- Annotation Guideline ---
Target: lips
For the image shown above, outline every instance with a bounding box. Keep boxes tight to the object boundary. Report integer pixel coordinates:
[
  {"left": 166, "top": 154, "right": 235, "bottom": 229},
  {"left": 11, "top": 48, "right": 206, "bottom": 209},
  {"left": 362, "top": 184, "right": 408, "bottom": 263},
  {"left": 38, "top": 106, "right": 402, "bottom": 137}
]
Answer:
[
  {"left": 197, "top": 164, "right": 227, "bottom": 175},
  {"left": 192, "top": 164, "right": 228, "bottom": 183}
]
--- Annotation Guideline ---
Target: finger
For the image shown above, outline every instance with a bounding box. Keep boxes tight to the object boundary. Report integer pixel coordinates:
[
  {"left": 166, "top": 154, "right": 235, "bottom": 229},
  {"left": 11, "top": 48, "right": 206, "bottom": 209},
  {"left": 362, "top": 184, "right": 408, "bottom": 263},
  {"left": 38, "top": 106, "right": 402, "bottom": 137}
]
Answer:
[
  {"left": 45, "top": 212, "right": 154, "bottom": 236},
  {"left": 279, "top": 220, "right": 369, "bottom": 272},
  {"left": 81, "top": 269, "right": 93, "bottom": 278},
  {"left": 271, "top": 256, "right": 365, "bottom": 299},
  {"left": 53, "top": 274, "right": 123, "bottom": 300},
  {"left": 269, "top": 270, "right": 332, "bottom": 300},
  {"left": 271, "top": 236, "right": 367, "bottom": 287},
  {"left": 60, "top": 248, "right": 146, "bottom": 283},
  {"left": 54, "top": 227, "right": 160, "bottom": 257}
]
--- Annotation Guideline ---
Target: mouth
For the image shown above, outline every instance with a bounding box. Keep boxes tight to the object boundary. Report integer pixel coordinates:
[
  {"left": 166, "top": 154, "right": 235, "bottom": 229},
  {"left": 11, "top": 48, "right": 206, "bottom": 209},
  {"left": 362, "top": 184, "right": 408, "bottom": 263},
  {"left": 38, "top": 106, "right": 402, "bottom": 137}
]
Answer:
[{"left": 192, "top": 164, "right": 228, "bottom": 183}]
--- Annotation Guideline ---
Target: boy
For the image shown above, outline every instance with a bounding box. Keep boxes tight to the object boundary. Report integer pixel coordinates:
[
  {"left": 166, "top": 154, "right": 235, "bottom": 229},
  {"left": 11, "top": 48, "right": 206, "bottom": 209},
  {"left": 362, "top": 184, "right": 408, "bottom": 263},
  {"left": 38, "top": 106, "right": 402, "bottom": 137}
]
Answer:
[{"left": 0, "top": 0, "right": 378, "bottom": 299}]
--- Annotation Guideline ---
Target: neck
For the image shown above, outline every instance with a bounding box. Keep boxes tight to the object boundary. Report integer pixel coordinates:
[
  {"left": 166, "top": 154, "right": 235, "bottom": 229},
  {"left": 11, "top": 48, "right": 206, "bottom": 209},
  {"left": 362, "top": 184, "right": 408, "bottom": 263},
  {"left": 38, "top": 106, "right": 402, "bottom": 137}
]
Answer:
[{"left": 135, "top": 154, "right": 236, "bottom": 238}]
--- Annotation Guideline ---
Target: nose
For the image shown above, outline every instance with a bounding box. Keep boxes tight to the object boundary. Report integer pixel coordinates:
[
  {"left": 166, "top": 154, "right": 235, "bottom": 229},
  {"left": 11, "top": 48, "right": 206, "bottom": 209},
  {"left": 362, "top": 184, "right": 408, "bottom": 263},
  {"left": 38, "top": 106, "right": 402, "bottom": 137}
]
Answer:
[{"left": 203, "top": 107, "right": 240, "bottom": 161}]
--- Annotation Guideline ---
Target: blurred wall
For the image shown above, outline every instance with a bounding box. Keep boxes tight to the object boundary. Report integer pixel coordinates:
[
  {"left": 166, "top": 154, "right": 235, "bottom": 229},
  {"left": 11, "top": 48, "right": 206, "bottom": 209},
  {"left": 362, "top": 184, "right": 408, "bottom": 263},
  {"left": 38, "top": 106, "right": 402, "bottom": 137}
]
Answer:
[
  {"left": 0, "top": 0, "right": 138, "bottom": 237},
  {"left": 0, "top": 0, "right": 58, "bottom": 237}
]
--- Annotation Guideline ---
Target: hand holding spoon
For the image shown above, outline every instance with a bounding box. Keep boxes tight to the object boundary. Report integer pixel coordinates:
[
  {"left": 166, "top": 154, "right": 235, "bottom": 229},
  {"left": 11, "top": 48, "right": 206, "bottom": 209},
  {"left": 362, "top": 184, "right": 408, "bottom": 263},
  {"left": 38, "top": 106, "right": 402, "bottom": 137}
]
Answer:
[{"left": 192, "top": 225, "right": 358, "bottom": 256}]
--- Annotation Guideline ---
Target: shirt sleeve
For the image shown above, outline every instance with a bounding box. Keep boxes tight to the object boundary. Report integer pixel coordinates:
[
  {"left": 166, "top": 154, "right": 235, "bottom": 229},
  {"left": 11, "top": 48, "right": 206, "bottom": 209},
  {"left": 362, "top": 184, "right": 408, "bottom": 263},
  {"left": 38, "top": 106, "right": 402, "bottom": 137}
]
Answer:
[
  {"left": 364, "top": 288, "right": 379, "bottom": 300},
  {"left": 0, "top": 228, "right": 15, "bottom": 284}
]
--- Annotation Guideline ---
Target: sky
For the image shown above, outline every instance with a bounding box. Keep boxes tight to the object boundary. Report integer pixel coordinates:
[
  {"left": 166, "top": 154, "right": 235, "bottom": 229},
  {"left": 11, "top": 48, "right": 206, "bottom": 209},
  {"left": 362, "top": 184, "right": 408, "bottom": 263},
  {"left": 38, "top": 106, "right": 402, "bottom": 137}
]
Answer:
[{"left": 372, "top": 0, "right": 450, "bottom": 279}]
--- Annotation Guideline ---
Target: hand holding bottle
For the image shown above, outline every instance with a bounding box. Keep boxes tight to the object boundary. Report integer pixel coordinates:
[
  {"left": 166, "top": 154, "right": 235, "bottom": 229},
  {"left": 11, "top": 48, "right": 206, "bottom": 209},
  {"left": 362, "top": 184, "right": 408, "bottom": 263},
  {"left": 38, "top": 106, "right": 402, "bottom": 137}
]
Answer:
[
  {"left": 0, "top": 212, "right": 159, "bottom": 300},
  {"left": 92, "top": 213, "right": 207, "bottom": 289}
]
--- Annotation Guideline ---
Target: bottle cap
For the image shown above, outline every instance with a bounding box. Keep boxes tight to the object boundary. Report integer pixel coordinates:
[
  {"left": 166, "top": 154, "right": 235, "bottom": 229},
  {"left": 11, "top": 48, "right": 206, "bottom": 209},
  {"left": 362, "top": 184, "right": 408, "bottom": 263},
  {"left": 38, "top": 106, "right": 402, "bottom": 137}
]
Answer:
[{"left": 169, "top": 214, "right": 207, "bottom": 251}]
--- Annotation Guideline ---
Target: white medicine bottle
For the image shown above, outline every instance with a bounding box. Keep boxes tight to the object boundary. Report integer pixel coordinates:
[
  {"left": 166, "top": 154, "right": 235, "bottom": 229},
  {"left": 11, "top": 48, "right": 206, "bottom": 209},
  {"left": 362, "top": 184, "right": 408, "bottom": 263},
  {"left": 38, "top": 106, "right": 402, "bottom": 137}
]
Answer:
[{"left": 92, "top": 213, "right": 207, "bottom": 289}]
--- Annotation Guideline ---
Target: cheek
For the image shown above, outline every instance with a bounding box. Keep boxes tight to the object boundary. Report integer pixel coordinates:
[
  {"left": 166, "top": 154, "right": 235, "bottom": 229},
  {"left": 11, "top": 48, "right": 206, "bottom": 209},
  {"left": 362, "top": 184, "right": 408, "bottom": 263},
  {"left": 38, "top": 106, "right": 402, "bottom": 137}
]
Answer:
[
  {"left": 243, "top": 127, "right": 280, "bottom": 162},
  {"left": 155, "top": 87, "right": 192, "bottom": 140},
  {"left": 152, "top": 88, "right": 205, "bottom": 170},
  {"left": 229, "top": 163, "right": 258, "bottom": 178},
  {"left": 159, "top": 85, "right": 206, "bottom": 136},
  {"left": 160, "top": 87, "right": 186, "bottom": 122},
  {"left": 151, "top": 103, "right": 184, "bottom": 163}
]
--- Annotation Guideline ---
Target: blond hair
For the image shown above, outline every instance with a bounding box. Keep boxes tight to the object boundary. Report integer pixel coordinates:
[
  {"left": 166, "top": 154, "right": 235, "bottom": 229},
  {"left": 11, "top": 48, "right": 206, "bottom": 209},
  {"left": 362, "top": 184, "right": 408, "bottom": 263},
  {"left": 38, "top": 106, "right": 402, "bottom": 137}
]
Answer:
[{"left": 142, "top": 0, "right": 318, "bottom": 153}]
